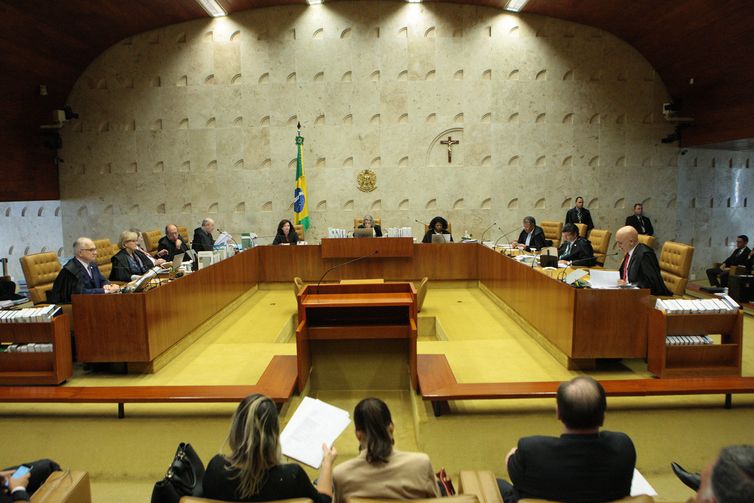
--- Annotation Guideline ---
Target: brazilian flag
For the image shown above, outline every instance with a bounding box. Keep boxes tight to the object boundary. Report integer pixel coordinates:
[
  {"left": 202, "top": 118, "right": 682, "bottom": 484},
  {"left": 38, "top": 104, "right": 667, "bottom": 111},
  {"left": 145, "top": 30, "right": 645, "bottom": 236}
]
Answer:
[{"left": 294, "top": 128, "right": 310, "bottom": 230}]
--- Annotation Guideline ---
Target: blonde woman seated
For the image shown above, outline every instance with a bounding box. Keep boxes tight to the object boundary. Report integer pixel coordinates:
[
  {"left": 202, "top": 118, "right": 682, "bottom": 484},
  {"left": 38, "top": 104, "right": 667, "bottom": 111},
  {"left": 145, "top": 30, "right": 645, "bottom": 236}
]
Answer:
[
  {"left": 358, "top": 215, "right": 382, "bottom": 237},
  {"left": 333, "top": 398, "right": 439, "bottom": 503},
  {"left": 110, "top": 230, "right": 160, "bottom": 282},
  {"left": 203, "top": 394, "right": 337, "bottom": 502}
]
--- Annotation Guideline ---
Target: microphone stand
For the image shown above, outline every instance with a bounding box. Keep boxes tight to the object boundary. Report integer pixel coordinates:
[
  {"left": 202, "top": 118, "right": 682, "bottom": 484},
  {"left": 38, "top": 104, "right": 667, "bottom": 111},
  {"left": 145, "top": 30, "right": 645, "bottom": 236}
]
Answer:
[
  {"left": 316, "top": 250, "right": 379, "bottom": 293},
  {"left": 479, "top": 222, "right": 497, "bottom": 244}
]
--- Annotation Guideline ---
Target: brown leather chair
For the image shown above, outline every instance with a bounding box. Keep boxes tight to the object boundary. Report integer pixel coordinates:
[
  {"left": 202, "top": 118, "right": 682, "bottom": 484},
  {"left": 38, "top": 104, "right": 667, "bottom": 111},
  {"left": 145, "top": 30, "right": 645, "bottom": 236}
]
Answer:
[
  {"left": 142, "top": 229, "right": 163, "bottom": 256},
  {"left": 588, "top": 229, "right": 612, "bottom": 267},
  {"left": 659, "top": 241, "right": 694, "bottom": 296},
  {"left": 574, "top": 222, "right": 588, "bottom": 238},
  {"left": 31, "top": 470, "right": 91, "bottom": 503},
  {"left": 181, "top": 498, "right": 312, "bottom": 503},
  {"left": 92, "top": 238, "right": 116, "bottom": 279},
  {"left": 294, "top": 224, "right": 305, "bottom": 241},
  {"left": 459, "top": 470, "right": 503, "bottom": 503},
  {"left": 637, "top": 234, "right": 656, "bottom": 249},
  {"left": 19, "top": 252, "right": 61, "bottom": 305},
  {"left": 177, "top": 225, "right": 190, "bottom": 244},
  {"left": 416, "top": 277, "right": 429, "bottom": 312},
  {"left": 540, "top": 221, "right": 562, "bottom": 248},
  {"left": 354, "top": 217, "right": 382, "bottom": 228}
]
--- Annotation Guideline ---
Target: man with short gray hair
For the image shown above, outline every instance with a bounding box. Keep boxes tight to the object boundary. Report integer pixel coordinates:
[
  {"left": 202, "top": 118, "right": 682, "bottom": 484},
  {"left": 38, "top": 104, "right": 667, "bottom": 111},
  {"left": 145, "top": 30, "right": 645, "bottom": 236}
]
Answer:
[
  {"left": 684, "top": 445, "right": 754, "bottom": 503},
  {"left": 48, "top": 237, "right": 119, "bottom": 303},
  {"left": 192, "top": 218, "right": 216, "bottom": 253}
]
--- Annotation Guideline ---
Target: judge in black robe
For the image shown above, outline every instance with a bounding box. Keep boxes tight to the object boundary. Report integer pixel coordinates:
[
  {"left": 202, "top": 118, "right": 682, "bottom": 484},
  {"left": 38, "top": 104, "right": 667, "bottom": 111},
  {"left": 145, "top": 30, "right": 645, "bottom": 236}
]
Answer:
[
  {"left": 616, "top": 226, "right": 670, "bottom": 296},
  {"left": 192, "top": 218, "right": 216, "bottom": 252},
  {"left": 158, "top": 224, "right": 190, "bottom": 261},
  {"left": 514, "top": 216, "right": 546, "bottom": 251},
  {"left": 557, "top": 223, "right": 595, "bottom": 266}
]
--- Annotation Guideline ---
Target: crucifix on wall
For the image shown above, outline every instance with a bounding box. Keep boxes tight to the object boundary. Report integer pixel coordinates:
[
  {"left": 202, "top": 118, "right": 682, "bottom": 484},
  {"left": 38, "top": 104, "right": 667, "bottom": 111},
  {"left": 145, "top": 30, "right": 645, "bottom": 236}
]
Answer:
[{"left": 440, "top": 136, "right": 459, "bottom": 163}]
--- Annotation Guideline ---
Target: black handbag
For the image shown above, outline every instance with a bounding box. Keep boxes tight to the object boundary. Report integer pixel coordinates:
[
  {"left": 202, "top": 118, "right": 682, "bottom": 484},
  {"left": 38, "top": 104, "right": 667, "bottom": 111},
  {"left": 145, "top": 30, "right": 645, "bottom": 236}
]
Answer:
[{"left": 150, "top": 442, "right": 205, "bottom": 503}]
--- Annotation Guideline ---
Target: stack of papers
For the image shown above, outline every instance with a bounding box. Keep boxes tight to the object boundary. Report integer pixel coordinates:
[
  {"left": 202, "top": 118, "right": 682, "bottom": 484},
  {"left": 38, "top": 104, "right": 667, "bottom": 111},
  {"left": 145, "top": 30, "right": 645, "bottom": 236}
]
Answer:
[
  {"left": 655, "top": 296, "right": 738, "bottom": 314},
  {"left": 281, "top": 397, "right": 351, "bottom": 468},
  {"left": 587, "top": 269, "right": 622, "bottom": 289}
]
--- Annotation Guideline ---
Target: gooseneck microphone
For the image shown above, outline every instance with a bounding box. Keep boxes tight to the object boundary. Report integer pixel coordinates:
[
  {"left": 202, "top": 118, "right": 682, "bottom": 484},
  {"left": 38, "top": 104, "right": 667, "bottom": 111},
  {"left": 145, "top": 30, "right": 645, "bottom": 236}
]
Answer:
[
  {"left": 493, "top": 227, "right": 520, "bottom": 254},
  {"left": 479, "top": 222, "right": 497, "bottom": 243},
  {"left": 316, "top": 250, "right": 380, "bottom": 292}
]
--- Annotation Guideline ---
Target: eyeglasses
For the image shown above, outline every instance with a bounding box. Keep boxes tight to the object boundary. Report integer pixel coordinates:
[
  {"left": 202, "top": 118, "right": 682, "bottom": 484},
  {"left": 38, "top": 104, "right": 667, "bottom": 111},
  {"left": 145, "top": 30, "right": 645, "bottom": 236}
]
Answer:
[{"left": 81, "top": 248, "right": 97, "bottom": 252}]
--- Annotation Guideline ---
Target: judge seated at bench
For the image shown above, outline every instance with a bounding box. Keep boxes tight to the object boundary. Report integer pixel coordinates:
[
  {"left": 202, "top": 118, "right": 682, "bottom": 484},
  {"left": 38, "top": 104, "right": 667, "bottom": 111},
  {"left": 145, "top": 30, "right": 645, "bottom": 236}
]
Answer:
[
  {"left": 48, "top": 237, "right": 120, "bottom": 304},
  {"left": 110, "top": 230, "right": 160, "bottom": 282},
  {"left": 513, "top": 216, "right": 546, "bottom": 252},
  {"left": 192, "top": 217, "right": 216, "bottom": 253},
  {"left": 273, "top": 219, "right": 299, "bottom": 245},
  {"left": 158, "top": 224, "right": 190, "bottom": 261},
  {"left": 422, "top": 216, "right": 453, "bottom": 243},
  {"left": 558, "top": 223, "right": 596, "bottom": 267},
  {"left": 357, "top": 214, "right": 382, "bottom": 237}
]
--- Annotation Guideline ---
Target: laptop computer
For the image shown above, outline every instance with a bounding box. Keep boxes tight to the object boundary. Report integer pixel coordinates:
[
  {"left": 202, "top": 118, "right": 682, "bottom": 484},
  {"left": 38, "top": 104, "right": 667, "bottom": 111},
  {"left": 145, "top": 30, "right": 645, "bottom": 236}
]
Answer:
[
  {"left": 353, "top": 228, "right": 375, "bottom": 238},
  {"left": 431, "top": 234, "right": 451, "bottom": 244}
]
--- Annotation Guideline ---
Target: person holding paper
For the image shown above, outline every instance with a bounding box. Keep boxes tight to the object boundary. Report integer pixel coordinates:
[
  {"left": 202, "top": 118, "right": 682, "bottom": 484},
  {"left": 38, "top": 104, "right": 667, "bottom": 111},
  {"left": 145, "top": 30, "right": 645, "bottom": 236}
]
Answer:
[
  {"left": 421, "top": 216, "right": 453, "bottom": 243},
  {"left": 203, "top": 394, "right": 336, "bottom": 502},
  {"left": 496, "top": 376, "right": 636, "bottom": 503},
  {"left": 557, "top": 223, "right": 595, "bottom": 266},
  {"left": 333, "top": 398, "right": 439, "bottom": 503},
  {"left": 513, "top": 216, "right": 546, "bottom": 252},
  {"left": 272, "top": 219, "right": 299, "bottom": 245},
  {"left": 615, "top": 226, "right": 671, "bottom": 296}
]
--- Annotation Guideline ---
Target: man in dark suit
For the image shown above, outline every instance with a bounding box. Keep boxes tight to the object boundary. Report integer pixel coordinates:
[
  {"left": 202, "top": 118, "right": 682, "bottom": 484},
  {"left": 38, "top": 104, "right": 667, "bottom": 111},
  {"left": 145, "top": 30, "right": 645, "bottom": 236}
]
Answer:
[
  {"left": 616, "top": 226, "right": 671, "bottom": 295},
  {"left": 1, "top": 459, "right": 61, "bottom": 503},
  {"left": 158, "top": 224, "right": 190, "bottom": 261},
  {"left": 625, "top": 202, "right": 654, "bottom": 236},
  {"left": 514, "top": 216, "right": 546, "bottom": 251},
  {"left": 564, "top": 196, "right": 594, "bottom": 233},
  {"left": 558, "top": 223, "right": 595, "bottom": 266},
  {"left": 497, "top": 376, "right": 636, "bottom": 503},
  {"left": 192, "top": 218, "right": 216, "bottom": 253},
  {"left": 48, "top": 237, "right": 120, "bottom": 304},
  {"left": 706, "top": 235, "right": 750, "bottom": 287}
]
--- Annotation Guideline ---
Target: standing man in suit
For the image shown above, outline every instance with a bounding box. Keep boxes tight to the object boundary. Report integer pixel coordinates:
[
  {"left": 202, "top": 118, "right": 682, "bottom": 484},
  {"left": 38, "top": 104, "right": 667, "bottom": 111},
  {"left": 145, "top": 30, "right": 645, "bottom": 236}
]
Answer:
[
  {"left": 192, "top": 218, "right": 216, "bottom": 253},
  {"left": 615, "top": 226, "right": 671, "bottom": 295},
  {"left": 564, "top": 196, "right": 594, "bottom": 234},
  {"left": 558, "top": 223, "right": 595, "bottom": 266},
  {"left": 706, "top": 235, "right": 750, "bottom": 288},
  {"left": 48, "top": 237, "right": 120, "bottom": 303},
  {"left": 496, "top": 376, "right": 636, "bottom": 503},
  {"left": 513, "top": 216, "right": 546, "bottom": 251},
  {"left": 158, "top": 224, "right": 190, "bottom": 261},
  {"left": 625, "top": 203, "right": 654, "bottom": 236}
]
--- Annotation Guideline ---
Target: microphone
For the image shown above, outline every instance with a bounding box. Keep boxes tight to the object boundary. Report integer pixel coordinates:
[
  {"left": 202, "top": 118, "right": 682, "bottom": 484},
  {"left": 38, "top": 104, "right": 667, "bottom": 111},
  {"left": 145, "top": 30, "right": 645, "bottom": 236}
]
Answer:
[
  {"left": 479, "top": 222, "right": 497, "bottom": 243},
  {"left": 569, "top": 251, "right": 620, "bottom": 267},
  {"left": 316, "top": 250, "right": 380, "bottom": 293},
  {"left": 493, "top": 227, "right": 520, "bottom": 255},
  {"left": 415, "top": 219, "right": 429, "bottom": 226}
]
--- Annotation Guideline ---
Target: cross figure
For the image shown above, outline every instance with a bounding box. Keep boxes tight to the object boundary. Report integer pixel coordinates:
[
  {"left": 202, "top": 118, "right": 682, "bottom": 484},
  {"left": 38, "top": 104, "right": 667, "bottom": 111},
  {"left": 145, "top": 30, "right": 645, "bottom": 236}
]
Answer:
[{"left": 440, "top": 136, "right": 459, "bottom": 163}]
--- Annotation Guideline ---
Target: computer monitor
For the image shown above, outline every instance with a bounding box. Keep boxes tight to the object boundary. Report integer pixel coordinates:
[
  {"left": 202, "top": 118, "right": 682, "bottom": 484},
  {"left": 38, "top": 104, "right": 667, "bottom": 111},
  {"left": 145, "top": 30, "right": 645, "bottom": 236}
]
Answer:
[
  {"left": 431, "top": 234, "right": 451, "bottom": 244},
  {"left": 353, "top": 228, "right": 375, "bottom": 238}
]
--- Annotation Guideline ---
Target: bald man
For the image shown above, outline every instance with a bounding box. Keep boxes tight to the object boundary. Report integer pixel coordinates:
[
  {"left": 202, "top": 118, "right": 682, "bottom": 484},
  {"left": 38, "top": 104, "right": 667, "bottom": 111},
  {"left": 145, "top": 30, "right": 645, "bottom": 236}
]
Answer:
[
  {"left": 48, "top": 237, "right": 120, "bottom": 303},
  {"left": 192, "top": 218, "right": 216, "bottom": 253},
  {"left": 157, "top": 224, "right": 190, "bottom": 261},
  {"left": 615, "top": 226, "right": 671, "bottom": 296}
]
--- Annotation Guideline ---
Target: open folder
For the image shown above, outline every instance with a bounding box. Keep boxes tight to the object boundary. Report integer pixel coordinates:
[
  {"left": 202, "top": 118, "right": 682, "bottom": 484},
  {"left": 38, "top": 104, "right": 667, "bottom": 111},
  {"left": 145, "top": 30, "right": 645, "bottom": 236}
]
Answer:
[{"left": 280, "top": 397, "right": 351, "bottom": 468}]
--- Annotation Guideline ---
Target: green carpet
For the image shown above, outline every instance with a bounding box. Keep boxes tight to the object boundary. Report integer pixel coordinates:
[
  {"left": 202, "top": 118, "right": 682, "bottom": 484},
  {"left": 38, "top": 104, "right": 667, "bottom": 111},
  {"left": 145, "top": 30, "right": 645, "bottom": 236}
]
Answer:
[{"left": 1, "top": 283, "right": 752, "bottom": 502}]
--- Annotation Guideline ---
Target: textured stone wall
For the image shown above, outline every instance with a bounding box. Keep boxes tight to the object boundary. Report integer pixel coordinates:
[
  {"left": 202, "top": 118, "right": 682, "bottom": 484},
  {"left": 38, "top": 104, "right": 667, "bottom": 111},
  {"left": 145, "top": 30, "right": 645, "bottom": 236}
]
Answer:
[{"left": 59, "top": 2, "right": 679, "bottom": 269}]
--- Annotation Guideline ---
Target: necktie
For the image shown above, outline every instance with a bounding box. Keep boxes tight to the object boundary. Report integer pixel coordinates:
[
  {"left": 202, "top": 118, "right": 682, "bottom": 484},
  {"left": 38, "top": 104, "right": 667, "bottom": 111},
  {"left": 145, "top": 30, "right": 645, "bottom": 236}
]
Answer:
[
  {"left": 621, "top": 254, "right": 630, "bottom": 280},
  {"left": 577, "top": 210, "right": 582, "bottom": 223},
  {"left": 638, "top": 216, "right": 645, "bottom": 233},
  {"left": 89, "top": 264, "right": 100, "bottom": 287}
]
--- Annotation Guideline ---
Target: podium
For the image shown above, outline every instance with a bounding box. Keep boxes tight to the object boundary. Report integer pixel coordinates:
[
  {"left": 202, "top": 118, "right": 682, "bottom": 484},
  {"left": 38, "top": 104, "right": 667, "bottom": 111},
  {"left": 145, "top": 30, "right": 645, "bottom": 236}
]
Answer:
[{"left": 295, "top": 282, "right": 418, "bottom": 390}]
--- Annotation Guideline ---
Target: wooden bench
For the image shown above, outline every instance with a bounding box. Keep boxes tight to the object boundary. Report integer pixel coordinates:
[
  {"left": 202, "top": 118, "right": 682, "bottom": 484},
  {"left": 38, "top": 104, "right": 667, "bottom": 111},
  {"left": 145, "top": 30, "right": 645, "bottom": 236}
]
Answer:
[
  {"left": 418, "top": 354, "right": 754, "bottom": 416},
  {"left": 0, "top": 355, "right": 298, "bottom": 418}
]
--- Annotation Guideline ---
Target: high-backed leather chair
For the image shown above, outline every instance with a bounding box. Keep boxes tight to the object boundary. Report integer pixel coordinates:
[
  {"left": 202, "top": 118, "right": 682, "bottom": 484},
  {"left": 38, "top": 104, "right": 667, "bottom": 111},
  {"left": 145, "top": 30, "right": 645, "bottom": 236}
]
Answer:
[
  {"left": 294, "top": 224, "right": 305, "bottom": 241},
  {"left": 177, "top": 225, "right": 190, "bottom": 244},
  {"left": 416, "top": 276, "right": 429, "bottom": 312},
  {"left": 659, "top": 241, "right": 694, "bottom": 296},
  {"left": 92, "top": 238, "right": 116, "bottom": 279},
  {"left": 31, "top": 470, "right": 91, "bottom": 503},
  {"left": 574, "top": 223, "right": 588, "bottom": 237},
  {"left": 588, "top": 229, "right": 611, "bottom": 267},
  {"left": 354, "top": 217, "right": 382, "bottom": 228},
  {"left": 459, "top": 470, "right": 503, "bottom": 503},
  {"left": 19, "top": 252, "right": 61, "bottom": 305},
  {"left": 637, "top": 234, "right": 656, "bottom": 248},
  {"left": 142, "top": 229, "right": 162, "bottom": 256},
  {"left": 540, "top": 221, "right": 562, "bottom": 248},
  {"left": 423, "top": 223, "right": 453, "bottom": 235},
  {"left": 181, "top": 498, "right": 312, "bottom": 503}
]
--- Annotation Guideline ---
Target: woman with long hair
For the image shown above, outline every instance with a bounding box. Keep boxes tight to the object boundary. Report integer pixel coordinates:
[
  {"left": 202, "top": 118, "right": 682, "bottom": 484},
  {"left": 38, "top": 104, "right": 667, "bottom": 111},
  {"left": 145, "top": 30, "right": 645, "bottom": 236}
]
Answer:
[
  {"left": 332, "top": 398, "right": 439, "bottom": 503},
  {"left": 203, "top": 394, "right": 336, "bottom": 502},
  {"left": 272, "top": 219, "right": 299, "bottom": 245}
]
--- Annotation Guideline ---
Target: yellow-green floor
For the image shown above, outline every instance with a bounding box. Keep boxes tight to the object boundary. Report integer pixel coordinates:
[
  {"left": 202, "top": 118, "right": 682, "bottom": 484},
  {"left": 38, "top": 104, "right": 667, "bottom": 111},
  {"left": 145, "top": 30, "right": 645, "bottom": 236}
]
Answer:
[{"left": 1, "top": 283, "right": 753, "bottom": 502}]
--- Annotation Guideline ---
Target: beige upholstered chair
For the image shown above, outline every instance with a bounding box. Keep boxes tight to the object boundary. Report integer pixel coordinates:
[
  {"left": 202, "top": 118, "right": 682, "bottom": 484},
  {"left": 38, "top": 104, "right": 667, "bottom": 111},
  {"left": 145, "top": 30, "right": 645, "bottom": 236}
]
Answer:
[
  {"left": 574, "top": 222, "right": 588, "bottom": 237},
  {"left": 659, "top": 241, "right": 694, "bottom": 296},
  {"left": 540, "top": 221, "right": 563, "bottom": 248},
  {"left": 19, "top": 252, "right": 61, "bottom": 304},
  {"left": 588, "top": 229, "right": 612, "bottom": 267},
  {"left": 354, "top": 217, "right": 382, "bottom": 228},
  {"left": 177, "top": 225, "right": 190, "bottom": 244},
  {"left": 293, "top": 223, "right": 305, "bottom": 241},
  {"left": 459, "top": 470, "right": 503, "bottom": 503},
  {"left": 181, "top": 498, "right": 312, "bottom": 503},
  {"left": 31, "top": 470, "right": 91, "bottom": 503},
  {"left": 416, "top": 276, "right": 429, "bottom": 312},
  {"left": 92, "top": 238, "right": 116, "bottom": 279},
  {"left": 293, "top": 276, "right": 306, "bottom": 296},
  {"left": 637, "top": 234, "right": 657, "bottom": 248},
  {"left": 142, "top": 229, "right": 162, "bottom": 256}
]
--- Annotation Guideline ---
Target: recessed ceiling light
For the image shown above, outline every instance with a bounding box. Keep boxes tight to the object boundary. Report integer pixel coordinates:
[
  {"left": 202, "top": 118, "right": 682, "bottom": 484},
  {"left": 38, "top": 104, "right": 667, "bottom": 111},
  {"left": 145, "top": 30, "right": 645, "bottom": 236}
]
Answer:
[
  {"left": 308, "top": 0, "right": 323, "bottom": 5},
  {"left": 407, "top": 0, "right": 422, "bottom": 3},
  {"left": 195, "top": 0, "right": 227, "bottom": 17},
  {"left": 503, "top": 0, "right": 529, "bottom": 12}
]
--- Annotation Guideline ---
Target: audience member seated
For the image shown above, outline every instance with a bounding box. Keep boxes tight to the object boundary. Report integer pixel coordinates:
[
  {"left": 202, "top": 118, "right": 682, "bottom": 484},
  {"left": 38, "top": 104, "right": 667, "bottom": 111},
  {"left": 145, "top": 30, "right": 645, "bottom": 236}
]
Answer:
[
  {"left": 158, "top": 224, "right": 190, "bottom": 261},
  {"left": 110, "top": 231, "right": 157, "bottom": 282},
  {"left": 358, "top": 214, "right": 382, "bottom": 237},
  {"left": 615, "top": 226, "right": 671, "bottom": 296},
  {"left": 676, "top": 445, "right": 754, "bottom": 503},
  {"left": 333, "top": 398, "right": 439, "bottom": 503},
  {"left": 192, "top": 217, "right": 216, "bottom": 253},
  {"left": 564, "top": 196, "right": 594, "bottom": 233},
  {"left": 202, "top": 393, "right": 335, "bottom": 502},
  {"left": 422, "top": 216, "right": 453, "bottom": 243},
  {"left": 625, "top": 203, "right": 654, "bottom": 236},
  {"left": 1, "top": 459, "right": 61, "bottom": 503},
  {"left": 48, "top": 237, "right": 120, "bottom": 304},
  {"left": 496, "top": 376, "right": 636, "bottom": 503},
  {"left": 272, "top": 219, "right": 299, "bottom": 245},
  {"left": 557, "top": 223, "right": 595, "bottom": 266},
  {"left": 706, "top": 235, "right": 750, "bottom": 288},
  {"left": 512, "top": 216, "right": 546, "bottom": 252}
]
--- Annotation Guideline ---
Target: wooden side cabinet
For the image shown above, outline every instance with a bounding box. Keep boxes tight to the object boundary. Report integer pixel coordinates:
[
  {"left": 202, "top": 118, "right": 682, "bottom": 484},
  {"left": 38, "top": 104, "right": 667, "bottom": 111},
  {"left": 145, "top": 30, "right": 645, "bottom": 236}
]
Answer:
[
  {"left": 0, "top": 314, "right": 72, "bottom": 385},
  {"left": 648, "top": 309, "right": 743, "bottom": 378}
]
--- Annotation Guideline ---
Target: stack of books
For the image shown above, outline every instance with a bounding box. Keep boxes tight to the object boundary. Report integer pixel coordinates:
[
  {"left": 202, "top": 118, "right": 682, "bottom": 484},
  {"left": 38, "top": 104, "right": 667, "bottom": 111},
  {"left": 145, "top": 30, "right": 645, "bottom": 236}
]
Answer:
[
  {"left": 0, "top": 305, "right": 61, "bottom": 323},
  {"left": 1, "top": 342, "right": 54, "bottom": 352},
  {"left": 665, "top": 335, "right": 713, "bottom": 346},
  {"left": 655, "top": 295, "right": 739, "bottom": 314}
]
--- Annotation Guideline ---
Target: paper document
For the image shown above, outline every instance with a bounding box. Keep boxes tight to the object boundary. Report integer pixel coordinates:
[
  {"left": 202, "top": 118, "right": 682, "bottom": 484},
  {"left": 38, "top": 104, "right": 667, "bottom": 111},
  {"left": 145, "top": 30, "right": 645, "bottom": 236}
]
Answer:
[
  {"left": 588, "top": 269, "right": 621, "bottom": 289},
  {"left": 630, "top": 468, "right": 657, "bottom": 496},
  {"left": 280, "top": 397, "right": 351, "bottom": 468},
  {"left": 564, "top": 269, "right": 588, "bottom": 285}
]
